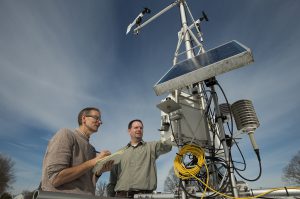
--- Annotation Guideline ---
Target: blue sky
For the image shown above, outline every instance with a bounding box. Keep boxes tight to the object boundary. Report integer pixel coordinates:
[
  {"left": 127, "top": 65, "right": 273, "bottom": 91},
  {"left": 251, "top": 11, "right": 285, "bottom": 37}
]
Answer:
[{"left": 0, "top": 0, "right": 300, "bottom": 195}]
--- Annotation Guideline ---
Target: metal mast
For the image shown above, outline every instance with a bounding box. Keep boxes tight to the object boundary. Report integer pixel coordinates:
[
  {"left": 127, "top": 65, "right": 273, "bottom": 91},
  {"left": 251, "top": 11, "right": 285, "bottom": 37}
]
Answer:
[{"left": 129, "top": 0, "right": 240, "bottom": 197}]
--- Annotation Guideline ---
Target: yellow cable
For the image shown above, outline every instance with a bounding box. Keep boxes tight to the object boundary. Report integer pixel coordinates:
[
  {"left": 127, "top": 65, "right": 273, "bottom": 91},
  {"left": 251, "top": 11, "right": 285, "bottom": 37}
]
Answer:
[
  {"left": 174, "top": 144, "right": 300, "bottom": 199},
  {"left": 173, "top": 144, "right": 205, "bottom": 180},
  {"left": 173, "top": 144, "right": 208, "bottom": 199}
]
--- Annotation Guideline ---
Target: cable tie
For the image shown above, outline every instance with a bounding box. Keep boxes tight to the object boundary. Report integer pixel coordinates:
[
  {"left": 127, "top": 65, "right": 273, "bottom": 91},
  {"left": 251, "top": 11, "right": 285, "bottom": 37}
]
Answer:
[{"left": 215, "top": 115, "right": 223, "bottom": 122}]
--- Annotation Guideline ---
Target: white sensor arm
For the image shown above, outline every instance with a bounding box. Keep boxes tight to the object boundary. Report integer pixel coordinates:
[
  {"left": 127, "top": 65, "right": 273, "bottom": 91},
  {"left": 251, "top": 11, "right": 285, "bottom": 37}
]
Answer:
[
  {"left": 133, "top": 0, "right": 180, "bottom": 34},
  {"left": 248, "top": 131, "right": 259, "bottom": 150}
]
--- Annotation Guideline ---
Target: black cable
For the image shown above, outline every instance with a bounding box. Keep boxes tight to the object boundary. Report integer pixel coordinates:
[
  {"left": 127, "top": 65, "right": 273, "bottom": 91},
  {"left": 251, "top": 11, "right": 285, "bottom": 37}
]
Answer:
[
  {"left": 215, "top": 82, "right": 236, "bottom": 183},
  {"left": 216, "top": 81, "right": 262, "bottom": 181},
  {"left": 231, "top": 138, "right": 247, "bottom": 171},
  {"left": 234, "top": 150, "right": 262, "bottom": 182},
  {"left": 179, "top": 179, "right": 198, "bottom": 198},
  {"left": 216, "top": 82, "right": 234, "bottom": 137},
  {"left": 213, "top": 81, "right": 264, "bottom": 192},
  {"left": 176, "top": 150, "right": 231, "bottom": 198},
  {"left": 174, "top": 82, "right": 247, "bottom": 195},
  {"left": 208, "top": 161, "right": 231, "bottom": 195},
  {"left": 199, "top": 156, "right": 231, "bottom": 197}
]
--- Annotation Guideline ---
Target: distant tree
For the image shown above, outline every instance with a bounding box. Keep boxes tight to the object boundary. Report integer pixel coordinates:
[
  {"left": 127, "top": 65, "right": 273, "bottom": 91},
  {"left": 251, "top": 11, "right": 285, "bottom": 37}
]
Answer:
[
  {"left": 95, "top": 181, "right": 107, "bottom": 196},
  {"left": 0, "top": 154, "right": 15, "bottom": 194},
  {"left": 282, "top": 150, "right": 300, "bottom": 185},
  {"left": 0, "top": 192, "right": 13, "bottom": 199},
  {"left": 21, "top": 190, "right": 34, "bottom": 199},
  {"left": 164, "top": 167, "right": 180, "bottom": 193}
]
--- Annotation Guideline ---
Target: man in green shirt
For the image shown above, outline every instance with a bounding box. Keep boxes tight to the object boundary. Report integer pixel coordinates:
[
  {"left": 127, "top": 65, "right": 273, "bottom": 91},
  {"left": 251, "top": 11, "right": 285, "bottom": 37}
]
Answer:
[{"left": 107, "top": 119, "right": 172, "bottom": 198}]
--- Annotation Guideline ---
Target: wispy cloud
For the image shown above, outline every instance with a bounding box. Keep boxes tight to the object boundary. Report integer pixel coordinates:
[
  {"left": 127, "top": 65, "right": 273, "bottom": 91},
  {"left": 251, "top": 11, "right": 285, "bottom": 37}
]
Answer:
[{"left": 1, "top": 0, "right": 299, "bottom": 194}]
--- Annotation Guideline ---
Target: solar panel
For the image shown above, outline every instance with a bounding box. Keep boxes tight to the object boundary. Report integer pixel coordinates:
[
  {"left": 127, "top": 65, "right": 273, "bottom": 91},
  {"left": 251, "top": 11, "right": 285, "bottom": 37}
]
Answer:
[{"left": 153, "top": 40, "right": 254, "bottom": 95}]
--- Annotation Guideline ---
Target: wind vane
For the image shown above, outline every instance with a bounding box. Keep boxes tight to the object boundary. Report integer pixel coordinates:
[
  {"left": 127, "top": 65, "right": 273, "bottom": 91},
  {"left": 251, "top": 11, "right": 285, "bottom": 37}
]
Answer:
[{"left": 126, "top": 7, "right": 151, "bottom": 35}]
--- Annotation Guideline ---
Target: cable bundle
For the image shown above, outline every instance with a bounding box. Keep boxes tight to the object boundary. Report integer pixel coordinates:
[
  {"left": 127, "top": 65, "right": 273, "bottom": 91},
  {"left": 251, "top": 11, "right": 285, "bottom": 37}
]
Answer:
[
  {"left": 173, "top": 144, "right": 300, "bottom": 199},
  {"left": 174, "top": 144, "right": 206, "bottom": 180}
]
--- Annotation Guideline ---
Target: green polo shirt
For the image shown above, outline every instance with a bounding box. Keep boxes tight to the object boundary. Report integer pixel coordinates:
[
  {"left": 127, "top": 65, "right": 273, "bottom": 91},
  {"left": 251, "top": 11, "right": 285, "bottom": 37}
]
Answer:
[{"left": 107, "top": 140, "right": 172, "bottom": 196}]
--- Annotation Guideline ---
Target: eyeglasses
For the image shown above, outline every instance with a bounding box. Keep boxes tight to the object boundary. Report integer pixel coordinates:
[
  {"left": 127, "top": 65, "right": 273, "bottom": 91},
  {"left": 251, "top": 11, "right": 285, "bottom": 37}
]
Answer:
[{"left": 85, "top": 115, "right": 102, "bottom": 122}]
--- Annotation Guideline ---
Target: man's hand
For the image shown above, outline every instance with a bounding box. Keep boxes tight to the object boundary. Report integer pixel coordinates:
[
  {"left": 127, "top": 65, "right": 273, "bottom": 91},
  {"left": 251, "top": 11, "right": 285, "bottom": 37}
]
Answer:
[
  {"left": 52, "top": 150, "right": 112, "bottom": 187},
  {"left": 91, "top": 150, "right": 111, "bottom": 166},
  {"left": 97, "top": 150, "right": 111, "bottom": 159},
  {"left": 100, "top": 160, "right": 114, "bottom": 172}
]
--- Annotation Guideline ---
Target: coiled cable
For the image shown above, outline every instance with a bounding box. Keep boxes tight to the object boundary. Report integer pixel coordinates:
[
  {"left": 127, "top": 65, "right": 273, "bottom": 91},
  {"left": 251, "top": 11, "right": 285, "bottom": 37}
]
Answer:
[
  {"left": 174, "top": 144, "right": 209, "bottom": 199},
  {"left": 174, "top": 144, "right": 300, "bottom": 199},
  {"left": 174, "top": 144, "right": 206, "bottom": 180}
]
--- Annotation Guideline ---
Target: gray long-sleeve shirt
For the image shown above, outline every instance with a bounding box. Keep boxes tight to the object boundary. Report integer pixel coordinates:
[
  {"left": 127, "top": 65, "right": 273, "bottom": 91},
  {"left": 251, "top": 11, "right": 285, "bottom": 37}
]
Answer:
[
  {"left": 107, "top": 140, "right": 172, "bottom": 196},
  {"left": 41, "top": 128, "right": 97, "bottom": 195}
]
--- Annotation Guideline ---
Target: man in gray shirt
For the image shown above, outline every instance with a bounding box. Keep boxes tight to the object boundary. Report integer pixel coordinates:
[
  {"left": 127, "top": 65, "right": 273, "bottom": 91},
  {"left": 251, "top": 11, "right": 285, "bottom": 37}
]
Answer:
[
  {"left": 41, "top": 107, "right": 113, "bottom": 195},
  {"left": 107, "top": 119, "right": 172, "bottom": 198}
]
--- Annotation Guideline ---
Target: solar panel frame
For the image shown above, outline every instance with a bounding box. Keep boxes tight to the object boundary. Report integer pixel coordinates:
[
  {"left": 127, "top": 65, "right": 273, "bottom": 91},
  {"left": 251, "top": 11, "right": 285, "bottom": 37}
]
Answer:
[{"left": 153, "top": 40, "right": 254, "bottom": 95}]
